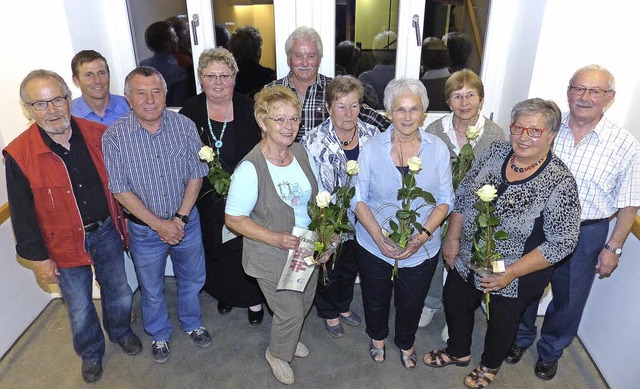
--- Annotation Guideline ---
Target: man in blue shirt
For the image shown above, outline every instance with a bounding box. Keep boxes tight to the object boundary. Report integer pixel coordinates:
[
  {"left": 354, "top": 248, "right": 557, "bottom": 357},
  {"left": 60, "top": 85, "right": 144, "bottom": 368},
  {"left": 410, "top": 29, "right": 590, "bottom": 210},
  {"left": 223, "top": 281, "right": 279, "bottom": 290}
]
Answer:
[{"left": 71, "top": 50, "right": 130, "bottom": 125}]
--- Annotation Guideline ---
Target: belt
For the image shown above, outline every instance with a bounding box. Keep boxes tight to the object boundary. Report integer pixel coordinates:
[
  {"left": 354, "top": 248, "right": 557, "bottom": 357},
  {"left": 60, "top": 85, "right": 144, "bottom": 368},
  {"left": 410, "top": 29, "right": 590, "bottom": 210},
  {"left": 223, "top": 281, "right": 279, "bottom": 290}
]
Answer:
[
  {"left": 126, "top": 213, "right": 149, "bottom": 227},
  {"left": 83, "top": 219, "right": 104, "bottom": 233},
  {"left": 580, "top": 218, "right": 606, "bottom": 227}
]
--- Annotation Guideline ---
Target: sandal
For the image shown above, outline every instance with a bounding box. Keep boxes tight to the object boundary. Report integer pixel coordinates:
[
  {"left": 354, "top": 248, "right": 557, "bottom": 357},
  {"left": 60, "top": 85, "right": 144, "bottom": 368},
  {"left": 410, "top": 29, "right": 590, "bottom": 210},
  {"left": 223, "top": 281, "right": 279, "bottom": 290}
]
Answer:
[
  {"left": 464, "top": 364, "right": 499, "bottom": 388},
  {"left": 369, "top": 340, "right": 385, "bottom": 363},
  {"left": 423, "top": 348, "right": 471, "bottom": 367},
  {"left": 400, "top": 349, "right": 417, "bottom": 369}
]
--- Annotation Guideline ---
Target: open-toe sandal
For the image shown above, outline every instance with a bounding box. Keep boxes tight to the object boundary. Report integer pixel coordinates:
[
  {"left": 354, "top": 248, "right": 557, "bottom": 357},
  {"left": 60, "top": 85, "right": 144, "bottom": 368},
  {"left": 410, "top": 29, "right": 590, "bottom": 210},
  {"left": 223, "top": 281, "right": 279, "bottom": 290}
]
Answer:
[
  {"left": 423, "top": 348, "right": 470, "bottom": 367},
  {"left": 464, "top": 364, "right": 499, "bottom": 389},
  {"left": 400, "top": 349, "right": 418, "bottom": 369},
  {"left": 369, "top": 340, "right": 385, "bottom": 363}
]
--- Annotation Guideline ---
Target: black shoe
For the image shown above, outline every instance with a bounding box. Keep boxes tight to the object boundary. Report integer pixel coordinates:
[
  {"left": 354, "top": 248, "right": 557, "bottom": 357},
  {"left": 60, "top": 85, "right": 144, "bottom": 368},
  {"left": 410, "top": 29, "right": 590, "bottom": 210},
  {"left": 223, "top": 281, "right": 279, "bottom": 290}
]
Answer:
[
  {"left": 535, "top": 359, "right": 558, "bottom": 380},
  {"left": 118, "top": 334, "right": 143, "bottom": 355},
  {"left": 81, "top": 361, "right": 103, "bottom": 383},
  {"left": 218, "top": 301, "right": 233, "bottom": 315},
  {"left": 504, "top": 344, "right": 527, "bottom": 364},
  {"left": 248, "top": 308, "right": 264, "bottom": 325}
]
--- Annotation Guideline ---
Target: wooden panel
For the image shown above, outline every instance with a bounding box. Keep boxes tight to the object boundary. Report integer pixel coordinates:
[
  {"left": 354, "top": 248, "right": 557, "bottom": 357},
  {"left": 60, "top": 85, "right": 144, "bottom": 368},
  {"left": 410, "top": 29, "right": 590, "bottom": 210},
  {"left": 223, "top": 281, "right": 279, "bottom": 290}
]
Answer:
[{"left": 0, "top": 202, "right": 9, "bottom": 225}]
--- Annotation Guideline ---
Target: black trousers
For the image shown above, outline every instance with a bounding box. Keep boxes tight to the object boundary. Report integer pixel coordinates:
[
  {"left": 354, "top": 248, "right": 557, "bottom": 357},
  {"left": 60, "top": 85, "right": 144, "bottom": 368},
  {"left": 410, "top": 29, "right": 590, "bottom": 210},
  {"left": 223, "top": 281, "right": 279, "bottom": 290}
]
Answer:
[
  {"left": 314, "top": 239, "right": 359, "bottom": 319},
  {"left": 444, "top": 269, "right": 541, "bottom": 369}
]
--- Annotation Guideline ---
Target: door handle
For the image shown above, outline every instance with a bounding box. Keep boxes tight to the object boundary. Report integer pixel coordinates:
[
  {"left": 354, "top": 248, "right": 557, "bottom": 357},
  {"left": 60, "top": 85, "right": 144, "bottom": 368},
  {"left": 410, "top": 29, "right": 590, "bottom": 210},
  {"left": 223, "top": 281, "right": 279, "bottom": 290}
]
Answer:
[
  {"left": 191, "top": 14, "right": 200, "bottom": 46},
  {"left": 412, "top": 14, "right": 421, "bottom": 46}
]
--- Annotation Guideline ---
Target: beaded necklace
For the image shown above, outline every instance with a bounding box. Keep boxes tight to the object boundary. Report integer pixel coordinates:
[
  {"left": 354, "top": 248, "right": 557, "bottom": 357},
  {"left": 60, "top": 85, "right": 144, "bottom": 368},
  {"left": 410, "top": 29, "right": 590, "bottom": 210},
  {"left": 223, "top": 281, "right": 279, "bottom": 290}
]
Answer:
[
  {"left": 509, "top": 154, "right": 545, "bottom": 173},
  {"left": 206, "top": 102, "right": 231, "bottom": 155},
  {"left": 340, "top": 128, "right": 357, "bottom": 146}
]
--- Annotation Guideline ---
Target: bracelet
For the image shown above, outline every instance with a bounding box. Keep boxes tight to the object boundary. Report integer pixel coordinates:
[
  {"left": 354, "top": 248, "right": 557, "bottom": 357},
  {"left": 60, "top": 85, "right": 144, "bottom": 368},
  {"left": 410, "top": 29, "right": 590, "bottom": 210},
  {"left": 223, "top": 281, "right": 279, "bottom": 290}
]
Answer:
[{"left": 421, "top": 226, "right": 432, "bottom": 240}]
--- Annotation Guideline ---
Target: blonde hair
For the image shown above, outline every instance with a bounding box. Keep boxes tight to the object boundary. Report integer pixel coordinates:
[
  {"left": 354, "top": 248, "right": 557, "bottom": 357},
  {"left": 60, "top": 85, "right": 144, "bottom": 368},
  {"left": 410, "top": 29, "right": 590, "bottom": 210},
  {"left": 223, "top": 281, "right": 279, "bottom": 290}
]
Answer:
[{"left": 254, "top": 86, "right": 302, "bottom": 124}]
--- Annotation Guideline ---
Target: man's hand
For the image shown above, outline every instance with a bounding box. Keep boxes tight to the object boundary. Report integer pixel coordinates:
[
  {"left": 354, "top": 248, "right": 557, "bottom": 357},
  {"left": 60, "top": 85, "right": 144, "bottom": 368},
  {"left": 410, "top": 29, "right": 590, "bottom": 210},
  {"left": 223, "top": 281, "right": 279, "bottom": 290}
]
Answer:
[
  {"left": 32, "top": 259, "right": 59, "bottom": 284},
  {"left": 596, "top": 248, "right": 619, "bottom": 278},
  {"left": 154, "top": 219, "right": 185, "bottom": 245}
]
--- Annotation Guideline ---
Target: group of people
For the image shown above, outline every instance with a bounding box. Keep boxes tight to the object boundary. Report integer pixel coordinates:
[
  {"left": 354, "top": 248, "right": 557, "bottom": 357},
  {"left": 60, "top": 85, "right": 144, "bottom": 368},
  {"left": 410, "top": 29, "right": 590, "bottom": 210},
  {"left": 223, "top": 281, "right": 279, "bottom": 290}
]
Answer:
[{"left": 4, "top": 24, "right": 638, "bottom": 389}]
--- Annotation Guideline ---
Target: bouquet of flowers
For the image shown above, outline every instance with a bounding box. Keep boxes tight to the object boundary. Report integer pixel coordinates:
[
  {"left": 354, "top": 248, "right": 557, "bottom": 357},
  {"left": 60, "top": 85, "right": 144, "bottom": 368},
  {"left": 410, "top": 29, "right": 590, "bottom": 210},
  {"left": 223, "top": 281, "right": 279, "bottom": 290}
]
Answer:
[
  {"left": 379, "top": 156, "right": 435, "bottom": 281},
  {"left": 452, "top": 125, "right": 480, "bottom": 189},
  {"left": 469, "top": 184, "right": 508, "bottom": 320},
  {"left": 307, "top": 160, "right": 359, "bottom": 284},
  {"left": 199, "top": 146, "right": 231, "bottom": 196}
]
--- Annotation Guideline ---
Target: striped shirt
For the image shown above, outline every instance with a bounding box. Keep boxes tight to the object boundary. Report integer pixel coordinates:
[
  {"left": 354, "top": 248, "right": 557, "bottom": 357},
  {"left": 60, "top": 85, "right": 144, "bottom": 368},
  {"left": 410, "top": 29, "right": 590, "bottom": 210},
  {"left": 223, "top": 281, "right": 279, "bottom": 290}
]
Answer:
[
  {"left": 102, "top": 110, "right": 208, "bottom": 219},
  {"left": 267, "top": 73, "right": 390, "bottom": 142},
  {"left": 553, "top": 113, "right": 640, "bottom": 220}
]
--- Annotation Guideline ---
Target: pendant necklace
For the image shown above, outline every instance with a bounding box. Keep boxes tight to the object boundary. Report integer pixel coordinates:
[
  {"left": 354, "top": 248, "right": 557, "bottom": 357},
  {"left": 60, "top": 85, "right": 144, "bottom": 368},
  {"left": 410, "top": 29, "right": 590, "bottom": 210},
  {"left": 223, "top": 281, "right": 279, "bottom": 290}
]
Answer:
[
  {"left": 510, "top": 154, "right": 545, "bottom": 173},
  {"left": 340, "top": 128, "right": 357, "bottom": 146},
  {"left": 261, "top": 144, "right": 289, "bottom": 164},
  {"left": 206, "top": 101, "right": 231, "bottom": 155}
]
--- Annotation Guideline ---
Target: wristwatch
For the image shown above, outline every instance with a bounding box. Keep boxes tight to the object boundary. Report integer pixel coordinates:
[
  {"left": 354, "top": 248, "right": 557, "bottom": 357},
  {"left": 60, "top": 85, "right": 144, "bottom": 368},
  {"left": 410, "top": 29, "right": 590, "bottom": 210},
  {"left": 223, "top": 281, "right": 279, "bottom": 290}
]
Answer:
[
  {"left": 604, "top": 243, "right": 622, "bottom": 255},
  {"left": 174, "top": 213, "right": 190, "bottom": 224}
]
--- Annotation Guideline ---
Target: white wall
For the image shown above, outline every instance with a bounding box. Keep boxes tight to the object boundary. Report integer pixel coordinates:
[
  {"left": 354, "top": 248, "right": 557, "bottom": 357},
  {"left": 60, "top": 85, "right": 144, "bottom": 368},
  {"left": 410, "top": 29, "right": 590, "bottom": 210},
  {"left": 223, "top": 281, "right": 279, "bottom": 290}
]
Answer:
[{"left": 484, "top": 1, "right": 640, "bottom": 388}]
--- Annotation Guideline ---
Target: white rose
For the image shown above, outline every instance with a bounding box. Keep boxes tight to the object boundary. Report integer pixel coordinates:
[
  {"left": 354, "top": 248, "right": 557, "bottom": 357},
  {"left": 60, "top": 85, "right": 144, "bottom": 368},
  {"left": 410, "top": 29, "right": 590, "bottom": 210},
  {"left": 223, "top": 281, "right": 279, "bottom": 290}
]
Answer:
[
  {"left": 477, "top": 184, "right": 498, "bottom": 202},
  {"left": 346, "top": 160, "right": 360, "bottom": 175},
  {"left": 316, "top": 191, "right": 334, "bottom": 208},
  {"left": 199, "top": 146, "right": 215, "bottom": 163},
  {"left": 466, "top": 125, "right": 480, "bottom": 140},
  {"left": 407, "top": 156, "right": 422, "bottom": 172}
]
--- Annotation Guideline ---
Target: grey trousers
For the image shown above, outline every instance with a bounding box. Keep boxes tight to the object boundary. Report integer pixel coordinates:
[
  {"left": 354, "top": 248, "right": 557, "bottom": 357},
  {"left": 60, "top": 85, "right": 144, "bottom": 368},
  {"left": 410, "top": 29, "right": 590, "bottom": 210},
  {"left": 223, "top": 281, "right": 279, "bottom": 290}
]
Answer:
[{"left": 257, "top": 267, "right": 318, "bottom": 362}]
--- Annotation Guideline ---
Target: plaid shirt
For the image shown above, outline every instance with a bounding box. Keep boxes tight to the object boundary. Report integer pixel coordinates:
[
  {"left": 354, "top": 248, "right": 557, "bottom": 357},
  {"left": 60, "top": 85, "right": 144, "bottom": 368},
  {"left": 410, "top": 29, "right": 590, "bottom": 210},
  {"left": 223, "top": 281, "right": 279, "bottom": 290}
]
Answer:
[
  {"left": 268, "top": 73, "right": 389, "bottom": 142},
  {"left": 553, "top": 113, "right": 640, "bottom": 220}
]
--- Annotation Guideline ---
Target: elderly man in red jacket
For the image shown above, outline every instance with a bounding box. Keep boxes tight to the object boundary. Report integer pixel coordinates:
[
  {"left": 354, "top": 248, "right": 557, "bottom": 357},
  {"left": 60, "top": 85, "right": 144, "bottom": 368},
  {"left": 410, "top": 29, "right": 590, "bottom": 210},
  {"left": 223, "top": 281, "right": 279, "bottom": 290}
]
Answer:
[{"left": 3, "top": 69, "right": 141, "bottom": 384}]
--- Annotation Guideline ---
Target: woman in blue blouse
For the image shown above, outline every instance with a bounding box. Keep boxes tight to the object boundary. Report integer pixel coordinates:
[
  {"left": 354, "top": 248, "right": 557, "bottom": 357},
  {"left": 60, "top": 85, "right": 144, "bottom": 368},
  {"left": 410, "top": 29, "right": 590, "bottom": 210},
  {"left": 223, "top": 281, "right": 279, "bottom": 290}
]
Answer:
[{"left": 354, "top": 78, "right": 454, "bottom": 368}]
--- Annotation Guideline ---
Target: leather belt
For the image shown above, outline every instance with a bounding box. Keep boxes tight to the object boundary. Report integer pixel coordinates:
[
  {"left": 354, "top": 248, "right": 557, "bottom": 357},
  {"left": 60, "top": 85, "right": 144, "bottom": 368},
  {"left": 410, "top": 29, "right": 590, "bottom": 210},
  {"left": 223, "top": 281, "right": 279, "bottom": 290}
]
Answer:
[
  {"left": 580, "top": 218, "right": 606, "bottom": 227},
  {"left": 126, "top": 213, "right": 149, "bottom": 227},
  {"left": 83, "top": 219, "right": 104, "bottom": 233}
]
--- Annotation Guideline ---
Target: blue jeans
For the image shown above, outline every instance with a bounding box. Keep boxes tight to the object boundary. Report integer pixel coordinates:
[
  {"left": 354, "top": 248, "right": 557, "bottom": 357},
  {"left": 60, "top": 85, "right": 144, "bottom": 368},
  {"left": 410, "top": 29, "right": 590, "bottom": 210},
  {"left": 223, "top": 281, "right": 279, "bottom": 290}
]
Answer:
[
  {"left": 357, "top": 243, "right": 437, "bottom": 350},
  {"left": 515, "top": 220, "right": 608, "bottom": 361},
  {"left": 57, "top": 216, "right": 134, "bottom": 363},
  {"left": 128, "top": 208, "right": 206, "bottom": 341}
]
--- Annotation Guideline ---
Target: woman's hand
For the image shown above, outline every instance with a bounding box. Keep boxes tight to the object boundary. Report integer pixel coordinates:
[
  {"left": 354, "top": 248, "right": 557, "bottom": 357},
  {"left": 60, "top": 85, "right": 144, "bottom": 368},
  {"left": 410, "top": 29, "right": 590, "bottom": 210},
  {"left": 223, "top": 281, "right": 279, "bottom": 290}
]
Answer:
[
  {"left": 272, "top": 232, "right": 300, "bottom": 251},
  {"left": 375, "top": 235, "right": 402, "bottom": 259},
  {"left": 396, "top": 234, "right": 425, "bottom": 260},
  {"left": 479, "top": 268, "right": 517, "bottom": 293},
  {"left": 442, "top": 238, "right": 460, "bottom": 269}
]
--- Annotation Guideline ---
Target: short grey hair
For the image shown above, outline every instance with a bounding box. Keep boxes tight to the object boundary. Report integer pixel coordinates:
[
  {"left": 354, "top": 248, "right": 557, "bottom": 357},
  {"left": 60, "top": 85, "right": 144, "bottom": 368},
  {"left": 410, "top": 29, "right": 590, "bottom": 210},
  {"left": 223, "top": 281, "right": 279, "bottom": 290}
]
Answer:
[
  {"left": 510, "top": 98, "right": 562, "bottom": 134},
  {"left": 383, "top": 78, "right": 430, "bottom": 113},
  {"left": 284, "top": 26, "right": 323, "bottom": 59},
  {"left": 569, "top": 64, "right": 615, "bottom": 90},
  {"left": 124, "top": 66, "right": 167, "bottom": 96},
  {"left": 19, "top": 69, "right": 71, "bottom": 103}
]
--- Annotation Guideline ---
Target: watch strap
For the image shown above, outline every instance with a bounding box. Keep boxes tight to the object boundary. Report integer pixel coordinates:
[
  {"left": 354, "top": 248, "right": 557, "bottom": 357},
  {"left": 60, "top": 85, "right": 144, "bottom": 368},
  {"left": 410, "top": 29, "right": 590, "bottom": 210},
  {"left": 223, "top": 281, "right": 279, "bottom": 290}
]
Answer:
[
  {"left": 604, "top": 243, "right": 622, "bottom": 255},
  {"left": 175, "top": 213, "right": 189, "bottom": 224}
]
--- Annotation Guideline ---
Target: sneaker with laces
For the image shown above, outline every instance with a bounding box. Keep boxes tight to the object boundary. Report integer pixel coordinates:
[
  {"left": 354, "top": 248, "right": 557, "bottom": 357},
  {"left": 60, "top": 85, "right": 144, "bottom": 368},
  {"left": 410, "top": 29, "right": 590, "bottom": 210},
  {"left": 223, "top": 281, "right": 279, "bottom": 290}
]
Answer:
[
  {"left": 188, "top": 326, "right": 212, "bottom": 348},
  {"left": 152, "top": 340, "right": 170, "bottom": 364}
]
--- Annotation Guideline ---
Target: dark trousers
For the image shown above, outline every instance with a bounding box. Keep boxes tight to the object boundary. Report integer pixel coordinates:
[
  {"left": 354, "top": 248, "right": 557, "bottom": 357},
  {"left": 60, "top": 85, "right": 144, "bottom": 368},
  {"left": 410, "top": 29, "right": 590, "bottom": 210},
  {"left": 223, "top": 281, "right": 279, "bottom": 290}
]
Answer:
[
  {"left": 515, "top": 220, "right": 608, "bottom": 362},
  {"left": 314, "top": 239, "right": 358, "bottom": 319},
  {"left": 444, "top": 269, "right": 539, "bottom": 369},
  {"left": 357, "top": 243, "right": 437, "bottom": 350}
]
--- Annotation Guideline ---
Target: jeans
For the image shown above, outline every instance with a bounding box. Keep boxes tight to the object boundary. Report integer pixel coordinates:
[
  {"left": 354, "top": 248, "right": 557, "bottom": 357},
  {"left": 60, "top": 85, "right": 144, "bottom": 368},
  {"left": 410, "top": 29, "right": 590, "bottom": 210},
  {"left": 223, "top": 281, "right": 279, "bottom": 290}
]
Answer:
[
  {"left": 314, "top": 239, "right": 359, "bottom": 319},
  {"left": 357, "top": 243, "right": 437, "bottom": 350},
  {"left": 515, "top": 220, "right": 608, "bottom": 362},
  {"left": 57, "top": 216, "right": 134, "bottom": 363},
  {"left": 128, "top": 208, "right": 206, "bottom": 341}
]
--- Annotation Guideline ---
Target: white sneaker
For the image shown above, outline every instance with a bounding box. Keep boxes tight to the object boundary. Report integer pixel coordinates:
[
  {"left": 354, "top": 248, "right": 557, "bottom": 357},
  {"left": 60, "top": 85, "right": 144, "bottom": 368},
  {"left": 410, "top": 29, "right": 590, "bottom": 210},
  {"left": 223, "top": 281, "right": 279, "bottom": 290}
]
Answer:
[
  {"left": 294, "top": 342, "right": 309, "bottom": 358},
  {"left": 418, "top": 307, "right": 439, "bottom": 328},
  {"left": 441, "top": 324, "right": 449, "bottom": 342},
  {"left": 265, "top": 348, "right": 294, "bottom": 385}
]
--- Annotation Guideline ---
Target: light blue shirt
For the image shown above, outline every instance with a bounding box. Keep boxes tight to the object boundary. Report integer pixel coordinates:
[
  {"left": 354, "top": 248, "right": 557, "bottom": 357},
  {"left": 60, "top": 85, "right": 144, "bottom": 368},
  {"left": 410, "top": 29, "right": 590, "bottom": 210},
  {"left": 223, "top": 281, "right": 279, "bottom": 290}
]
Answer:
[
  {"left": 226, "top": 157, "right": 313, "bottom": 228},
  {"left": 71, "top": 93, "right": 130, "bottom": 126},
  {"left": 355, "top": 126, "right": 454, "bottom": 267}
]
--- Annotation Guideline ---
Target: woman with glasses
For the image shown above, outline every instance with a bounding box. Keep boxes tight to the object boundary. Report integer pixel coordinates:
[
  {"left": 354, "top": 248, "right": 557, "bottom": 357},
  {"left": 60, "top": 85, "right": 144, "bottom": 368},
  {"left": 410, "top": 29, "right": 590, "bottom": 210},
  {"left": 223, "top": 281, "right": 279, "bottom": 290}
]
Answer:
[
  {"left": 354, "top": 78, "right": 454, "bottom": 368},
  {"left": 419, "top": 69, "right": 505, "bottom": 342},
  {"left": 301, "top": 76, "right": 382, "bottom": 338},
  {"left": 424, "top": 98, "right": 580, "bottom": 389},
  {"left": 179, "top": 48, "right": 265, "bottom": 325},
  {"left": 225, "top": 86, "right": 321, "bottom": 385}
]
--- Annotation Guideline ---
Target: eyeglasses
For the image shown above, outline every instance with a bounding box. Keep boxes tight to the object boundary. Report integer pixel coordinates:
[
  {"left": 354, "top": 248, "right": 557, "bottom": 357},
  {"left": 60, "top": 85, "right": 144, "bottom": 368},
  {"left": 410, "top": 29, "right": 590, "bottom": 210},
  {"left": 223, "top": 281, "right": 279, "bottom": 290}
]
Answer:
[
  {"left": 202, "top": 74, "right": 234, "bottom": 82},
  {"left": 450, "top": 92, "right": 478, "bottom": 101},
  {"left": 268, "top": 116, "right": 301, "bottom": 126},
  {"left": 509, "top": 124, "right": 548, "bottom": 138},
  {"left": 392, "top": 107, "right": 422, "bottom": 117},
  {"left": 26, "top": 96, "right": 68, "bottom": 111},
  {"left": 567, "top": 86, "right": 612, "bottom": 98}
]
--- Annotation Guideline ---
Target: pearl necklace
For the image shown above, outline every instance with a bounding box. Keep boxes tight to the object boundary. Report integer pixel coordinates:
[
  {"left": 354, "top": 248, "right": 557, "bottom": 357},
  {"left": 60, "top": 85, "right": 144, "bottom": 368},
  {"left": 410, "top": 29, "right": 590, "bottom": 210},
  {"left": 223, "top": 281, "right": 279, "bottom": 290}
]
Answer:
[
  {"left": 206, "top": 102, "right": 231, "bottom": 155},
  {"left": 509, "top": 155, "right": 545, "bottom": 173}
]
